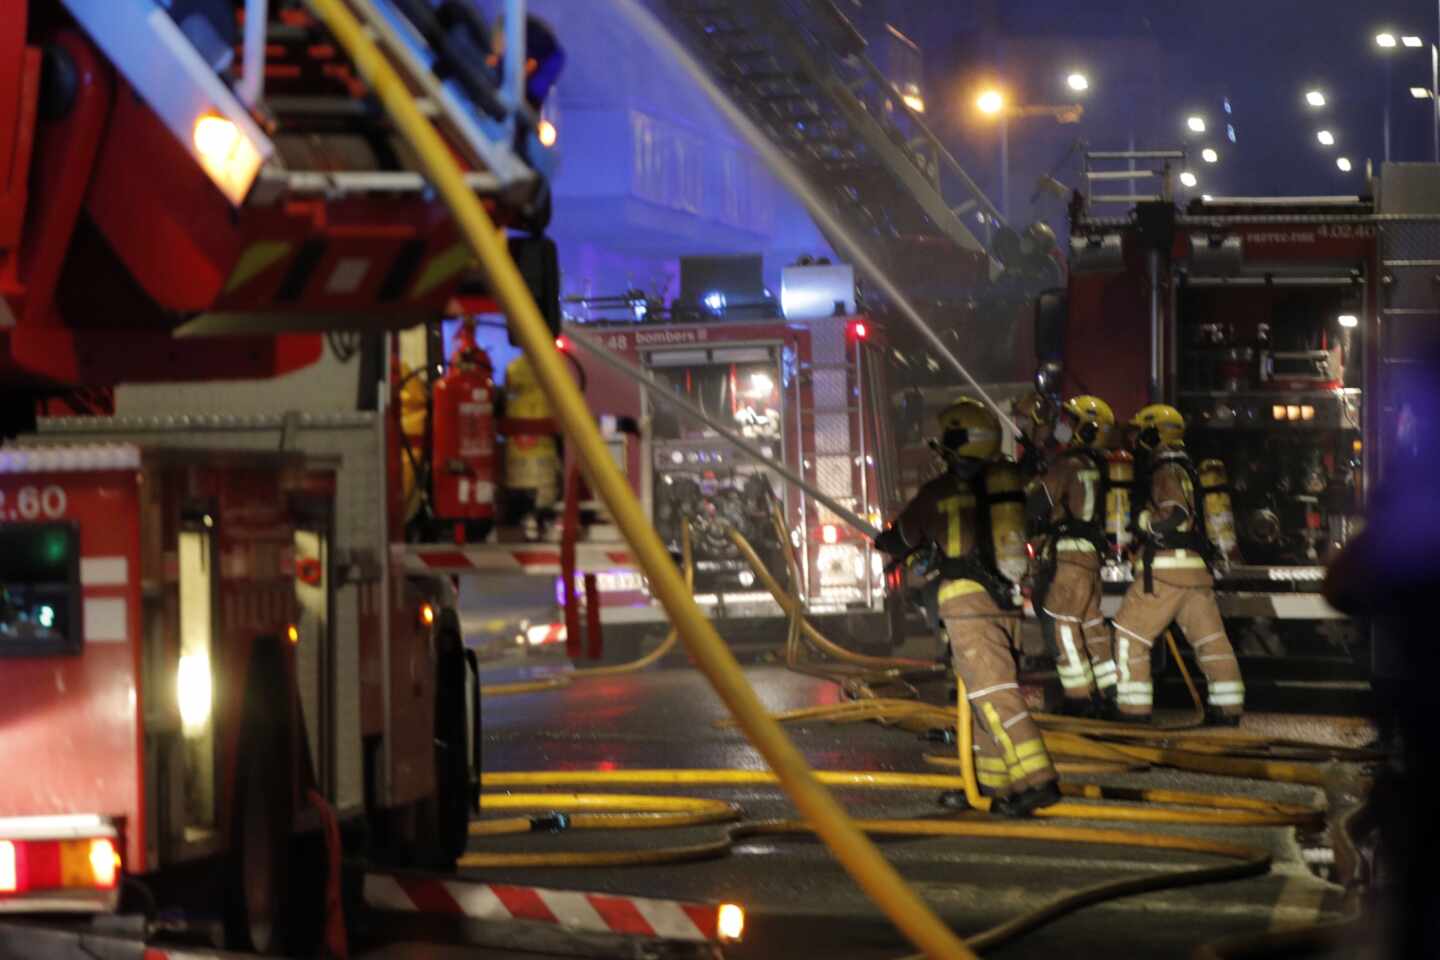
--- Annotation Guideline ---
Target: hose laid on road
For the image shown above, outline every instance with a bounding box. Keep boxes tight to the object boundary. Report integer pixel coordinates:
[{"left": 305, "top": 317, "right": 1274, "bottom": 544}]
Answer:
[
  {"left": 466, "top": 779, "right": 1272, "bottom": 955},
  {"left": 309, "top": 4, "right": 980, "bottom": 956},
  {"left": 480, "top": 523, "right": 695, "bottom": 696},
  {"left": 474, "top": 792, "right": 741, "bottom": 834},
  {"left": 478, "top": 769, "right": 1318, "bottom": 828}
]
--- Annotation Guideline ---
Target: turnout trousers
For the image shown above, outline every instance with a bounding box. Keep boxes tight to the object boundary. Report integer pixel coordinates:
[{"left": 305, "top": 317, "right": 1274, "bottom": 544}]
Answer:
[
  {"left": 1041, "top": 548, "right": 1115, "bottom": 704},
  {"left": 1109, "top": 554, "right": 1245, "bottom": 720},
  {"left": 942, "top": 584, "right": 1058, "bottom": 798}
]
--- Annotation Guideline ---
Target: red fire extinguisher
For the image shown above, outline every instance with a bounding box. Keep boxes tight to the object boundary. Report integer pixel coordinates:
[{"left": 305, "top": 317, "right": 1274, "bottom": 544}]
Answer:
[{"left": 431, "top": 320, "right": 496, "bottom": 539}]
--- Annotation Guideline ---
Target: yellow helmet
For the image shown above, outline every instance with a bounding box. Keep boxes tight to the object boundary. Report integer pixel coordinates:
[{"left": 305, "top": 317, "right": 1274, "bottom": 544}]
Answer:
[
  {"left": 1130, "top": 403, "right": 1186, "bottom": 449},
  {"left": 938, "top": 398, "right": 1002, "bottom": 460},
  {"left": 1012, "top": 391, "right": 1056, "bottom": 444},
  {"left": 1062, "top": 395, "right": 1115, "bottom": 448}
]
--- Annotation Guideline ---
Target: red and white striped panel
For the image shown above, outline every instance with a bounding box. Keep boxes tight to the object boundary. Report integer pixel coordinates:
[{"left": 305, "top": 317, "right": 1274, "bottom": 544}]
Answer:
[
  {"left": 363, "top": 874, "right": 720, "bottom": 943},
  {"left": 394, "top": 543, "right": 636, "bottom": 576}
]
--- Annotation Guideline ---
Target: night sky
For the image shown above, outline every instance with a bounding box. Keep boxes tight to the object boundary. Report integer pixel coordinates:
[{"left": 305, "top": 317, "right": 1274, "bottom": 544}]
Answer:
[{"left": 856, "top": 0, "right": 1437, "bottom": 221}]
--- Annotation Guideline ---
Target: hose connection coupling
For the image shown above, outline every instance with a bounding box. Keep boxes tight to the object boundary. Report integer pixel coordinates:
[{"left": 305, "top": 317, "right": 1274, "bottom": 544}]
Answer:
[
  {"left": 529, "top": 812, "right": 571, "bottom": 833},
  {"left": 920, "top": 727, "right": 957, "bottom": 744}
]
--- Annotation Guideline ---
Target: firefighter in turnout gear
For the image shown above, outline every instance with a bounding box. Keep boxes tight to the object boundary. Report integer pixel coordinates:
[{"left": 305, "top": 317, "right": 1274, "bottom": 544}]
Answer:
[
  {"left": 875, "top": 398, "right": 1060, "bottom": 816},
  {"left": 1028, "top": 396, "right": 1117, "bottom": 716},
  {"left": 1111, "top": 405, "right": 1245, "bottom": 725}
]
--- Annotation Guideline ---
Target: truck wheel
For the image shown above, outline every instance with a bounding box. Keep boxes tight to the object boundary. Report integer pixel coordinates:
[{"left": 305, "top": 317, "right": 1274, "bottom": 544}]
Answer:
[
  {"left": 226, "top": 643, "right": 294, "bottom": 953},
  {"left": 432, "top": 627, "right": 470, "bottom": 866}
]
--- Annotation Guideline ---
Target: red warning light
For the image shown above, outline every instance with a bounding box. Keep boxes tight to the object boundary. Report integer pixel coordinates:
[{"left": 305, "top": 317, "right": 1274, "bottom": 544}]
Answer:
[
  {"left": 554, "top": 335, "right": 569, "bottom": 351},
  {"left": 849, "top": 320, "right": 868, "bottom": 341}
]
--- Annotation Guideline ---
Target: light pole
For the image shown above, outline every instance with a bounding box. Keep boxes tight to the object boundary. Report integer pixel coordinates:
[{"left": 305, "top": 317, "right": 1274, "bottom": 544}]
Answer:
[
  {"left": 976, "top": 83, "right": 1085, "bottom": 224},
  {"left": 1376, "top": 31, "right": 1440, "bottom": 162}
]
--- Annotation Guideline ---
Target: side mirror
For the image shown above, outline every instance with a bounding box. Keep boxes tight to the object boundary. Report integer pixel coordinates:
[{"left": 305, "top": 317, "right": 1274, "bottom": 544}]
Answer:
[
  {"left": 505, "top": 235, "right": 561, "bottom": 344},
  {"left": 1034, "top": 288, "right": 1067, "bottom": 367}
]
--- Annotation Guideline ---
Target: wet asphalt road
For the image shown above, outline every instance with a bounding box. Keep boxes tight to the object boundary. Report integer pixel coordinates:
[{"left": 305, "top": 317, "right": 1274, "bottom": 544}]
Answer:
[{"left": 460, "top": 658, "right": 1370, "bottom": 960}]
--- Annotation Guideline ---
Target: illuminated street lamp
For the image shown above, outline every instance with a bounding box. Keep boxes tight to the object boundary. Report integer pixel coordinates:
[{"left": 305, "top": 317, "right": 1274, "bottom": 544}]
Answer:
[
  {"left": 1375, "top": 29, "right": 1440, "bottom": 161},
  {"left": 1186, "top": 115, "right": 1206, "bottom": 133},
  {"left": 1179, "top": 171, "right": 1198, "bottom": 188},
  {"left": 1201, "top": 147, "right": 1219, "bottom": 163},
  {"left": 1066, "top": 72, "right": 1089, "bottom": 92},
  {"left": 974, "top": 87, "right": 1082, "bottom": 222},
  {"left": 1317, "top": 129, "right": 1336, "bottom": 146},
  {"left": 1337, "top": 156, "right": 1353, "bottom": 172},
  {"left": 1306, "top": 89, "right": 1327, "bottom": 107}
]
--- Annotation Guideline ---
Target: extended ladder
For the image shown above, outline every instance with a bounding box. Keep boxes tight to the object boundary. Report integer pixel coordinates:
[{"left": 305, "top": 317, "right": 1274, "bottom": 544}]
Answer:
[
  {"left": 60, "top": 0, "right": 544, "bottom": 208},
  {"left": 654, "top": 0, "right": 1003, "bottom": 298}
]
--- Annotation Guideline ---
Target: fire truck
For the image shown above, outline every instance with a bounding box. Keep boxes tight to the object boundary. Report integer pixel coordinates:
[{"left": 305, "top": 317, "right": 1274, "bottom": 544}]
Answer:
[
  {"left": 1055, "top": 153, "right": 1440, "bottom": 670},
  {"left": 0, "top": 0, "right": 608, "bottom": 954},
  {"left": 537, "top": 258, "right": 905, "bottom": 652}
]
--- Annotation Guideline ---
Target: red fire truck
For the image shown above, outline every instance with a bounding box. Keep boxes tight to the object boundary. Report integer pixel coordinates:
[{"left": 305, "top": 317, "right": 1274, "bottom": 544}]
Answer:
[
  {"left": 1054, "top": 154, "right": 1440, "bottom": 668},
  {"left": 0, "top": 0, "right": 557, "bottom": 952},
  {"left": 0, "top": 447, "right": 346, "bottom": 942},
  {"left": 558, "top": 278, "right": 903, "bottom": 651}
]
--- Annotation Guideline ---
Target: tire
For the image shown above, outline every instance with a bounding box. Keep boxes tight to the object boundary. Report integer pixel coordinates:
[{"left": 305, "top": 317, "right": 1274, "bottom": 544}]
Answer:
[{"left": 432, "top": 627, "right": 470, "bottom": 867}]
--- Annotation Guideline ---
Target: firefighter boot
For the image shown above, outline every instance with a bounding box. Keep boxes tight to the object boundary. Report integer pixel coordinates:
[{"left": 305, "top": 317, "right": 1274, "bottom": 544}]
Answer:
[
  {"left": 1059, "top": 694, "right": 1104, "bottom": 719},
  {"left": 1204, "top": 706, "right": 1242, "bottom": 728},
  {"left": 991, "top": 781, "right": 1062, "bottom": 818}
]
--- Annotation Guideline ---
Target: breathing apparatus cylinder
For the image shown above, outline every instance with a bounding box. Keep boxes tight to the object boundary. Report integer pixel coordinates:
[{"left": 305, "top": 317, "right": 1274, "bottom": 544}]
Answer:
[
  {"left": 1105, "top": 450, "right": 1134, "bottom": 553},
  {"left": 985, "top": 459, "right": 1028, "bottom": 586},
  {"left": 1199, "top": 458, "right": 1238, "bottom": 559}
]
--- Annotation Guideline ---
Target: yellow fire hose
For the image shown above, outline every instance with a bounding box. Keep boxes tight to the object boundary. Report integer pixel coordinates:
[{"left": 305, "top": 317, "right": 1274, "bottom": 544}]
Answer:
[
  {"left": 730, "top": 524, "right": 940, "bottom": 673},
  {"left": 309, "top": 3, "right": 981, "bottom": 955},
  {"left": 465, "top": 778, "right": 1273, "bottom": 954}
]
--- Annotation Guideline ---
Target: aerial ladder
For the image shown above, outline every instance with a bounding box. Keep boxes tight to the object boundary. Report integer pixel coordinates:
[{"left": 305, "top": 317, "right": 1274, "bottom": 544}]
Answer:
[
  {"left": 653, "top": 0, "right": 1002, "bottom": 298},
  {"left": 0, "top": 0, "right": 555, "bottom": 429}
]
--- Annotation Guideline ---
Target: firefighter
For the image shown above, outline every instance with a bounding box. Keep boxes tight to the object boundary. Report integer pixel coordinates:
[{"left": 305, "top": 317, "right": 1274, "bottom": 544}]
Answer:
[
  {"left": 501, "top": 353, "right": 561, "bottom": 538},
  {"left": 1012, "top": 390, "right": 1058, "bottom": 478},
  {"left": 1029, "top": 396, "right": 1117, "bottom": 716},
  {"left": 1111, "top": 405, "right": 1245, "bottom": 725},
  {"left": 874, "top": 398, "right": 1060, "bottom": 816}
]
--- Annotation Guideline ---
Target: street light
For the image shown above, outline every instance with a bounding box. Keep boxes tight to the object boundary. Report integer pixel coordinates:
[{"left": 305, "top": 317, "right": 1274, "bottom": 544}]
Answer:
[
  {"left": 1066, "top": 72, "right": 1089, "bottom": 92},
  {"left": 1179, "top": 171, "right": 1198, "bottom": 188},
  {"left": 1374, "top": 30, "right": 1440, "bottom": 162},
  {"left": 1201, "top": 147, "right": 1219, "bottom": 163},
  {"left": 1317, "top": 129, "right": 1336, "bottom": 145},
  {"left": 1337, "top": 156, "right": 1353, "bottom": 172},
  {"left": 976, "top": 88, "right": 1008, "bottom": 221},
  {"left": 1306, "top": 89, "right": 1327, "bottom": 107},
  {"left": 1186, "top": 115, "right": 1206, "bottom": 133}
]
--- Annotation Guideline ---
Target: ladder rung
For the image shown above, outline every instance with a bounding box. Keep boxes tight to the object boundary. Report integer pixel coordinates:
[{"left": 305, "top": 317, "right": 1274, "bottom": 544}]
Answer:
[
  {"left": 267, "top": 95, "right": 440, "bottom": 118},
  {"left": 1087, "top": 150, "right": 1186, "bottom": 160},
  {"left": 1091, "top": 194, "right": 1164, "bottom": 204},
  {"left": 1086, "top": 169, "right": 1161, "bottom": 181},
  {"left": 256, "top": 168, "right": 501, "bottom": 198}
]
